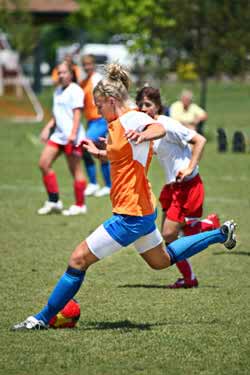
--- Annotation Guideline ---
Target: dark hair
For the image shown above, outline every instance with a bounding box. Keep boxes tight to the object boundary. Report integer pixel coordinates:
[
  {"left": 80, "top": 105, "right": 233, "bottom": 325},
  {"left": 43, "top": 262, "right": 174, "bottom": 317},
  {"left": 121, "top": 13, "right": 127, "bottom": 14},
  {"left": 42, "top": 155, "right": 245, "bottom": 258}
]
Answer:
[
  {"left": 60, "top": 60, "right": 77, "bottom": 83},
  {"left": 136, "top": 86, "right": 163, "bottom": 114}
]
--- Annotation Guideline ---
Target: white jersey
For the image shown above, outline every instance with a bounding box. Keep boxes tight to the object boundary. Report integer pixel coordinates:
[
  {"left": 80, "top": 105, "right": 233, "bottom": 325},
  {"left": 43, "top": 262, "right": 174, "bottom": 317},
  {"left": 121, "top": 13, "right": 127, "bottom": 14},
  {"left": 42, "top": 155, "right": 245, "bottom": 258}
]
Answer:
[
  {"left": 153, "top": 115, "right": 199, "bottom": 184},
  {"left": 50, "top": 82, "right": 86, "bottom": 145}
]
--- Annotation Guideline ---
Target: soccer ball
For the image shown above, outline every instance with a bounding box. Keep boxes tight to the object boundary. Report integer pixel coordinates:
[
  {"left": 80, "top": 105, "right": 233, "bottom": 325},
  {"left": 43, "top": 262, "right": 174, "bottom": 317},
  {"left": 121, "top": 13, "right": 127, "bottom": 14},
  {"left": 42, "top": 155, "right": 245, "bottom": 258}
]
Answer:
[{"left": 49, "top": 299, "right": 81, "bottom": 329}]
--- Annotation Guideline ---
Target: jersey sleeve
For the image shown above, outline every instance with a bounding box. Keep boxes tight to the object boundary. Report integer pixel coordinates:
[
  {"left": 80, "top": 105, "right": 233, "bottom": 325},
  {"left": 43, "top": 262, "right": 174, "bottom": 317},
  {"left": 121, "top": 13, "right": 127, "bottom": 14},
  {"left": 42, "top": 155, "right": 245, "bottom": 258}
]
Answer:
[
  {"left": 70, "top": 84, "right": 84, "bottom": 110},
  {"left": 120, "top": 111, "right": 155, "bottom": 132},
  {"left": 158, "top": 115, "right": 196, "bottom": 147}
]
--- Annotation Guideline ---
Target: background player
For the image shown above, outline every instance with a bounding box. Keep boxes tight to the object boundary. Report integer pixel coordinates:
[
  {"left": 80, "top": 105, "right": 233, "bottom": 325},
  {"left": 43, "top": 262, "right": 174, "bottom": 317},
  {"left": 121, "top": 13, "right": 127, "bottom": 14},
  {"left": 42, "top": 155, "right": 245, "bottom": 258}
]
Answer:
[
  {"left": 136, "top": 86, "right": 220, "bottom": 288},
  {"left": 38, "top": 61, "right": 87, "bottom": 216},
  {"left": 80, "top": 54, "right": 111, "bottom": 197}
]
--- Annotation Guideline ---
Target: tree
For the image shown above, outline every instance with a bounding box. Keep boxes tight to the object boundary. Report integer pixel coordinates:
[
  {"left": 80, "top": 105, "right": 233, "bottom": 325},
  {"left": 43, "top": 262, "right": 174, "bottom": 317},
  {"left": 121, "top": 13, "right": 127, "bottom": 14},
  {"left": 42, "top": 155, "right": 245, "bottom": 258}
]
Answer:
[
  {"left": 72, "top": 0, "right": 250, "bottom": 106},
  {"left": 168, "top": 0, "right": 250, "bottom": 107},
  {"left": 0, "top": 0, "right": 36, "bottom": 58},
  {"left": 72, "top": 0, "right": 175, "bottom": 82}
]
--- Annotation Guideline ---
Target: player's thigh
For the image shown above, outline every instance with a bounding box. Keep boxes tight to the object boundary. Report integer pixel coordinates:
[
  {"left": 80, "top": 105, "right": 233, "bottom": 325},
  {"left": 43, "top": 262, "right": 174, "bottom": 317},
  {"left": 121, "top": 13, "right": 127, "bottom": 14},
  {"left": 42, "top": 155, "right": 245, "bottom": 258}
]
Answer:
[
  {"left": 86, "top": 223, "right": 123, "bottom": 260},
  {"left": 39, "top": 143, "right": 60, "bottom": 170},
  {"left": 134, "top": 228, "right": 171, "bottom": 269},
  {"left": 66, "top": 154, "right": 84, "bottom": 179}
]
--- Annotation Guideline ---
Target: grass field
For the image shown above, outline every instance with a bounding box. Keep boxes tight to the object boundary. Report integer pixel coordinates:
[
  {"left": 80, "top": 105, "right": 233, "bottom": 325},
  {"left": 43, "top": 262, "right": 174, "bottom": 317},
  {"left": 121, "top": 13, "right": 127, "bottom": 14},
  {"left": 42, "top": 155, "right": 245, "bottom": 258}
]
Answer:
[{"left": 0, "top": 81, "right": 250, "bottom": 375}]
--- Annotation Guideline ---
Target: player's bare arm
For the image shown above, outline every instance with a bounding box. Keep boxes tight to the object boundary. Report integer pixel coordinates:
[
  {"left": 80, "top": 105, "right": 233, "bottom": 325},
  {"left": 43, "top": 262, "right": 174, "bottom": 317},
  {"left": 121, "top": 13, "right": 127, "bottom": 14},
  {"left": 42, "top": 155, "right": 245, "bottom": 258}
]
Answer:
[{"left": 126, "top": 123, "right": 166, "bottom": 144}]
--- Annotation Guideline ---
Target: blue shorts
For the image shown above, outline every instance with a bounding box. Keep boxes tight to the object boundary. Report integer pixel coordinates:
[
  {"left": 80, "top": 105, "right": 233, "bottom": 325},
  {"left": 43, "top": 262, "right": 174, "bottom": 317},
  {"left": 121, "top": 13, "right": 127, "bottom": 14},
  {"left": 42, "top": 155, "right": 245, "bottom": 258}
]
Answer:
[
  {"left": 86, "top": 211, "right": 162, "bottom": 259},
  {"left": 87, "top": 118, "right": 108, "bottom": 142},
  {"left": 104, "top": 211, "right": 157, "bottom": 246}
]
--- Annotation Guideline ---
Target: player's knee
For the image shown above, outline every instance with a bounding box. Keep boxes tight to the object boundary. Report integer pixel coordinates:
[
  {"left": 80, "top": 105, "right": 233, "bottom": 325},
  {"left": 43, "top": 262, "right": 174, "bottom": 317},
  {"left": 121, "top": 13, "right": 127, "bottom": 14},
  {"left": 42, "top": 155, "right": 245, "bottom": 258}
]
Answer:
[
  {"left": 69, "top": 242, "right": 93, "bottom": 271},
  {"left": 162, "top": 230, "right": 178, "bottom": 244},
  {"left": 39, "top": 158, "right": 49, "bottom": 173}
]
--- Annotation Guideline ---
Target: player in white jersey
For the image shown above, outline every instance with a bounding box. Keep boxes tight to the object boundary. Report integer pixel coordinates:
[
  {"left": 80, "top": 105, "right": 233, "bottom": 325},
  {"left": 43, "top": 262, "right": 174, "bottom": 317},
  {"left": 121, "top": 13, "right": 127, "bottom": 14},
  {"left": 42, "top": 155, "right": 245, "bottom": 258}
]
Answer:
[
  {"left": 37, "top": 61, "right": 87, "bottom": 216},
  {"left": 136, "top": 86, "right": 221, "bottom": 288}
]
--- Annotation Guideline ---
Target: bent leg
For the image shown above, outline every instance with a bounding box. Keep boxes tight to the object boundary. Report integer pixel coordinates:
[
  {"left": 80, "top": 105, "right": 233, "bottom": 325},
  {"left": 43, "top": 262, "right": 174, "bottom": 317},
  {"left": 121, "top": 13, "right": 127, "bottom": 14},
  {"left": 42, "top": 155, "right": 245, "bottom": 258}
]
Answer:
[{"left": 140, "top": 242, "right": 171, "bottom": 269}]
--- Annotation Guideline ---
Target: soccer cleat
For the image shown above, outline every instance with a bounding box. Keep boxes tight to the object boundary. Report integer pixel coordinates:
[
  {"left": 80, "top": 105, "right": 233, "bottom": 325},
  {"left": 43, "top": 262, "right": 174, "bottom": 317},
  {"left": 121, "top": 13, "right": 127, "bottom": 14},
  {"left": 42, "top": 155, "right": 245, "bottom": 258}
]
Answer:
[
  {"left": 62, "top": 204, "right": 87, "bottom": 216},
  {"left": 11, "top": 316, "right": 48, "bottom": 331},
  {"left": 37, "top": 200, "right": 63, "bottom": 215},
  {"left": 221, "top": 220, "right": 237, "bottom": 250},
  {"left": 94, "top": 186, "right": 111, "bottom": 197},
  {"left": 167, "top": 278, "right": 199, "bottom": 289},
  {"left": 85, "top": 183, "right": 100, "bottom": 196}
]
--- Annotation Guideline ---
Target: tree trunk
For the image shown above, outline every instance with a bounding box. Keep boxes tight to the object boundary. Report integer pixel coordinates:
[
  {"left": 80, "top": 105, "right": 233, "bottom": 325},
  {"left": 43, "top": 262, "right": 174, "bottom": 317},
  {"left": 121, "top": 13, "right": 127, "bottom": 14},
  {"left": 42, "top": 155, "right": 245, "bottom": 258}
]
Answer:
[{"left": 200, "top": 75, "right": 207, "bottom": 109}]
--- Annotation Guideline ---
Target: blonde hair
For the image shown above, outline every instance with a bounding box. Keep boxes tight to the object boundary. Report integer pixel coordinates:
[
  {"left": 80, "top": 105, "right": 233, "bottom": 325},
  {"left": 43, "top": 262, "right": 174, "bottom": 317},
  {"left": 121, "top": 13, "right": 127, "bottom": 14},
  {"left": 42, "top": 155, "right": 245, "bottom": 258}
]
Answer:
[{"left": 94, "top": 63, "right": 130, "bottom": 102}]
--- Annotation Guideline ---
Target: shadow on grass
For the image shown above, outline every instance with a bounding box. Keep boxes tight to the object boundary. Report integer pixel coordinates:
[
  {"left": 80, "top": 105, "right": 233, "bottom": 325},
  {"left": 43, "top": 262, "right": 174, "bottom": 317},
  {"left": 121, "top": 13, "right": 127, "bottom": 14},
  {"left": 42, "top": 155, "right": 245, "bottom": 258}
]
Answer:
[
  {"left": 79, "top": 319, "right": 162, "bottom": 331},
  {"left": 213, "top": 251, "right": 250, "bottom": 256},
  {"left": 79, "top": 318, "right": 222, "bottom": 331},
  {"left": 118, "top": 284, "right": 220, "bottom": 289}
]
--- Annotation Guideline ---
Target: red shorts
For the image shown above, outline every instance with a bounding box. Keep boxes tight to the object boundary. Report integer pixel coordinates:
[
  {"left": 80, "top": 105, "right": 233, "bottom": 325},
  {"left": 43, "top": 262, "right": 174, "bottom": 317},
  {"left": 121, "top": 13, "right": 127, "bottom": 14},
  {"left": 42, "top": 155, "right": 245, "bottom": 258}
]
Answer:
[
  {"left": 159, "top": 174, "right": 204, "bottom": 223},
  {"left": 47, "top": 140, "right": 83, "bottom": 157}
]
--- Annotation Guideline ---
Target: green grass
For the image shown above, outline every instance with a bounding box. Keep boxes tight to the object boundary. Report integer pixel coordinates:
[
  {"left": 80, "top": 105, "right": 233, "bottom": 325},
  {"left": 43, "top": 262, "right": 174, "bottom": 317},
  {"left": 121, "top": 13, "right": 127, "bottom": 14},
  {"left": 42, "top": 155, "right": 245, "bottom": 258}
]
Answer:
[{"left": 0, "top": 82, "right": 250, "bottom": 375}]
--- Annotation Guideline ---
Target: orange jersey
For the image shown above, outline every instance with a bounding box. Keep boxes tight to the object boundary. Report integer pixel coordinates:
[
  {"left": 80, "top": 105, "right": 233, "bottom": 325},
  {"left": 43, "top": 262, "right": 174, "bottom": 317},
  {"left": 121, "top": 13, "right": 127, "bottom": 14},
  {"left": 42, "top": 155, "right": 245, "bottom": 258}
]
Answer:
[
  {"left": 80, "top": 72, "right": 102, "bottom": 121},
  {"left": 107, "top": 110, "right": 156, "bottom": 216}
]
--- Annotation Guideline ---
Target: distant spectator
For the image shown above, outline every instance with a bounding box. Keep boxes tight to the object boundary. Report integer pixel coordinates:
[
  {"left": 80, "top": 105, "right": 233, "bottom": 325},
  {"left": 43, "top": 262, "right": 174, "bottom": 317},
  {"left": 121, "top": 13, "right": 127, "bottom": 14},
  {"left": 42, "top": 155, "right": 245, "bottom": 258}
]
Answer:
[
  {"left": 170, "top": 89, "right": 208, "bottom": 134},
  {"left": 51, "top": 54, "right": 81, "bottom": 85}
]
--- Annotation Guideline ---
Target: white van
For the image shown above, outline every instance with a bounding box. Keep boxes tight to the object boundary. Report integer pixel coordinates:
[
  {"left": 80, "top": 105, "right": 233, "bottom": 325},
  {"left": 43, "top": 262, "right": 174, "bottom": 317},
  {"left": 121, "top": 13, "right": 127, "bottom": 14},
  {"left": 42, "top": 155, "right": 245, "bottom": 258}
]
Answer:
[{"left": 80, "top": 43, "right": 135, "bottom": 70}]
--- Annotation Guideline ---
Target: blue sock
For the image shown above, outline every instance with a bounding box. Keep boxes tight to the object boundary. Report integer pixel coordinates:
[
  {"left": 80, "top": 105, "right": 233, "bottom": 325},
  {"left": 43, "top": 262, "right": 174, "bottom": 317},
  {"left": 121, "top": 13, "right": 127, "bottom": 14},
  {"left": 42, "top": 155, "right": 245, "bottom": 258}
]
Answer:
[
  {"left": 35, "top": 266, "right": 85, "bottom": 324},
  {"left": 101, "top": 162, "right": 111, "bottom": 187},
  {"left": 166, "top": 229, "right": 226, "bottom": 264},
  {"left": 86, "top": 164, "right": 97, "bottom": 184}
]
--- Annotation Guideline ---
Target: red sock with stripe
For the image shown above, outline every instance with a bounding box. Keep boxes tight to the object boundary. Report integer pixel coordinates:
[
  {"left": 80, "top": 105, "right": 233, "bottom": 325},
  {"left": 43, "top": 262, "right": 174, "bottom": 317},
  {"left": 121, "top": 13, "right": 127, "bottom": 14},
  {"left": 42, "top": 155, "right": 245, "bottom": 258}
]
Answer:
[{"left": 43, "top": 171, "right": 59, "bottom": 202}]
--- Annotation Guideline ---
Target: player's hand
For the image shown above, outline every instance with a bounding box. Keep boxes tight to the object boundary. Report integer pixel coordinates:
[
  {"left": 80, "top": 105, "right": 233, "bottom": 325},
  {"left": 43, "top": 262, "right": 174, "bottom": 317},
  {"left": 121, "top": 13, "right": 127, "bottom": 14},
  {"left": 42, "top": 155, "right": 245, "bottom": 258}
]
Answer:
[
  {"left": 176, "top": 168, "right": 193, "bottom": 182},
  {"left": 67, "top": 133, "right": 77, "bottom": 144},
  {"left": 40, "top": 128, "right": 50, "bottom": 143},
  {"left": 98, "top": 137, "right": 107, "bottom": 145},
  {"left": 81, "top": 139, "right": 100, "bottom": 157},
  {"left": 125, "top": 130, "right": 145, "bottom": 144}
]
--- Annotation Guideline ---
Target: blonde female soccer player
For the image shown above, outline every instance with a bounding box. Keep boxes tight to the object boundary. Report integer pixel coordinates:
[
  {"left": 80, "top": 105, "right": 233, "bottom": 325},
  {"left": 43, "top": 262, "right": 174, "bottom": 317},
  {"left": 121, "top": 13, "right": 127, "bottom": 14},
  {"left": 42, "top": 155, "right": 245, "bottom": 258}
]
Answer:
[
  {"left": 37, "top": 61, "right": 87, "bottom": 216},
  {"left": 12, "top": 65, "right": 236, "bottom": 330},
  {"left": 136, "top": 86, "right": 221, "bottom": 288}
]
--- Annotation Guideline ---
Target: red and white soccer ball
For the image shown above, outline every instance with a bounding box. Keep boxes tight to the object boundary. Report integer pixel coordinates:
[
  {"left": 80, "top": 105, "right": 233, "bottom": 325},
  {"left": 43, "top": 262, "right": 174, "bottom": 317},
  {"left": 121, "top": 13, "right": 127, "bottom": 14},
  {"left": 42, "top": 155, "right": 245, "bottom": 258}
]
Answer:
[{"left": 49, "top": 299, "right": 81, "bottom": 329}]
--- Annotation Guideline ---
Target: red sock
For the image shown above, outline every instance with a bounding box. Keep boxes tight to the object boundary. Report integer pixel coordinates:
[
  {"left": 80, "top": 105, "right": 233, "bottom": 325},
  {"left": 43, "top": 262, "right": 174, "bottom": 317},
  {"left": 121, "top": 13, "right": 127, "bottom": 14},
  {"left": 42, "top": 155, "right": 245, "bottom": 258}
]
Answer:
[
  {"left": 43, "top": 171, "right": 59, "bottom": 194},
  {"left": 176, "top": 259, "right": 195, "bottom": 281},
  {"left": 74, "top": 180, "right": 86, "bottom": 206}
]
